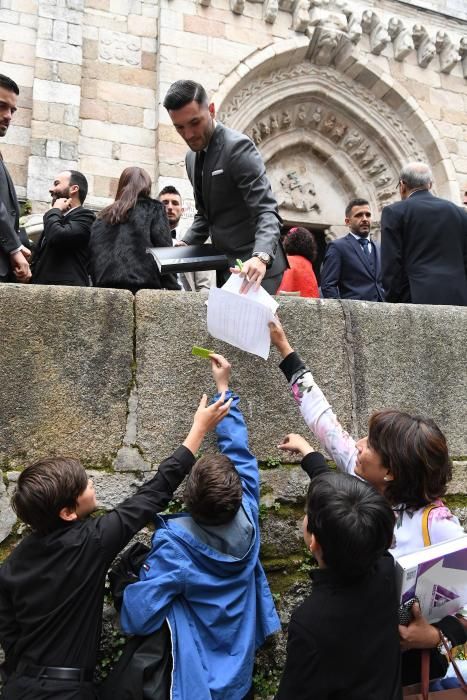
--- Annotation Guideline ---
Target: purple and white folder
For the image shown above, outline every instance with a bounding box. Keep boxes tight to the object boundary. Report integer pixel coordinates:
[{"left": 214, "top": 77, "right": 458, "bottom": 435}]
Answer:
[{"left": 395, "top": 534, "right": 467, "bottom": 623}]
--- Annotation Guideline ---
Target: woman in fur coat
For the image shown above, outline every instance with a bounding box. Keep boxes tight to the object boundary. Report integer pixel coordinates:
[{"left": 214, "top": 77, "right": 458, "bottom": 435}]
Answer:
[{"left": 90, "top": 167, "right": 180, "bottom": 293}]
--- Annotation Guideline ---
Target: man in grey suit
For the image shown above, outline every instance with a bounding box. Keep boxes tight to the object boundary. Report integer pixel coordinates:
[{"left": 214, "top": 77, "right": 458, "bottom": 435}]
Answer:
[
  {"left": 0, "top": 74, "right": 31, "bottom": 283},
  {"left": 163, "top": 80, "right": 286, "bottom": 294}
]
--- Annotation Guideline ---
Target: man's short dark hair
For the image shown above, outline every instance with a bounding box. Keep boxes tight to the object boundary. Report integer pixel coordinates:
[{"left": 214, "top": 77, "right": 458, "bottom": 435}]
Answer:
[
  {"left": 306, "top": 472, "right": 394, "bottom": 579},
  {"left": 12, "top": 457, "right": 88, "bottom": 535},
  {"left": 0, "top": 74, "right": 19, "bottom": 95},
  {"left": 163, "top": 80, "right": 208, "bottom": 111},
  {"left": 184, "top": 454, "right": 242, "bottom": 525},
  {"left": 158, "top": 185, "right": 181, "bottom": 200},
  {"left": 69, "top": 170, "right": 88, "bottom": 203},
  {"left": 345, "top": 198, "right": 369, "bottom": 218}
]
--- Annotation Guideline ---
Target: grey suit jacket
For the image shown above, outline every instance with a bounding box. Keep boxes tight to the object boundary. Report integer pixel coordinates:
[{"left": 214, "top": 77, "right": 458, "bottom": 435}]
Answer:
[
  {"left": 0, "top": 158, "right": 21, "bottom": 279},
  {"left": 183, "top": 122, "right": 287, "bottom": 280}
]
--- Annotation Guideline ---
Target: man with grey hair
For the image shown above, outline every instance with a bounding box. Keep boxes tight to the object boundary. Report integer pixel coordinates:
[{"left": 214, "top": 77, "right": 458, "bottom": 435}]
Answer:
[{"left": 381, "top": 162, "right": 467, "bottom": 305}]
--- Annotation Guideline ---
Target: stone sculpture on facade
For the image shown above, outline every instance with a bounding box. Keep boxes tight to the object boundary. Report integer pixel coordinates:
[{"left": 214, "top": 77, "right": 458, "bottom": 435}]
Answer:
[
  {"left": 278, "top": 170, "right": 321, "bottom": 213},
  {"left": 387, "top": 17, "right": 414, "bottom": 61},
  {"left": 413, "top": 25, "right": 436, "bottom": 68},
  {"left": 435, "top": 31, "right": 461, "bottom": 73},
  {"left": 362, "top": 10, "right": 390, "bottom": 55}
]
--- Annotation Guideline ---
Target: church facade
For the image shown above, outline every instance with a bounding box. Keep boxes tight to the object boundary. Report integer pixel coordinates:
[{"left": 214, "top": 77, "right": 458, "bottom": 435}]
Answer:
[{"left": 1, "top": 0, "right": 466, "bottom": 240}]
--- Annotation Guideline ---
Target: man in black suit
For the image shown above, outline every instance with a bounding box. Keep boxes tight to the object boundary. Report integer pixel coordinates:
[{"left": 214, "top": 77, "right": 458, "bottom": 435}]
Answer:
[
  {"left": 0, "top": 73, "right": 31, "bottom": 284},
  {"left": 321, "top": 198, "right": 384, "bottom": 301},
  {"left": 381, "top": 162, "right": 467, "bottom": 306},
  {"left": 163, "top": 80, "right": 287, "bottom": 294},
  {"left": 31, "top": 170, "right": 95, "bottom": 286}
]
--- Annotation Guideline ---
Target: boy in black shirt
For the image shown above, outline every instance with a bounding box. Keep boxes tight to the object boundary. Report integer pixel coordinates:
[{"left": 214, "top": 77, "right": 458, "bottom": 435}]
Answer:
[
  {"left": 275, "top": 444, "right": 402, "bottom": 700},
  {"left": 0, "top": 393, "right": 231, "bottom": 700}
]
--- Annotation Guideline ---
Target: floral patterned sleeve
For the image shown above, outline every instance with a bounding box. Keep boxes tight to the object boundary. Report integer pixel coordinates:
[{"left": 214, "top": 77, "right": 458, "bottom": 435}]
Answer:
[{"left": 279, "top": 352, "right": 358, "bottom": 475}]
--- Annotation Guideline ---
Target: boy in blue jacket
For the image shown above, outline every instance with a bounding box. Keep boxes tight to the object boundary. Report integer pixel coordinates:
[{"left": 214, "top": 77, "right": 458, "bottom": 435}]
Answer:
[{"left": 121, "top": 354, "right": 280, "bottom": 700}]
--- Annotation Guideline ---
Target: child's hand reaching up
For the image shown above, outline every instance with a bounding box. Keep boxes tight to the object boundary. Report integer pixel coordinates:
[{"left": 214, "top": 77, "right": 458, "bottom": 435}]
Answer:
[
  {"left": 278, "top": 433, "right": 314, "bottom": 458},
  {"left": 184, "top": 393, "right": 232, "bottom": 455},
  {"left": 210, "top": 353, "right": 231, "bottom": 394}
]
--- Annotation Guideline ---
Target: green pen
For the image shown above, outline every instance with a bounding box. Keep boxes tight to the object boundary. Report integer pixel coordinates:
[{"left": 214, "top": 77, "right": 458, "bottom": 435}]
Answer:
[
  {"left": 192, "top": 346, "right": 214, "bottom": 359},
  {"left": 235, "top": 258, "right": 243, "bottom": 271}
]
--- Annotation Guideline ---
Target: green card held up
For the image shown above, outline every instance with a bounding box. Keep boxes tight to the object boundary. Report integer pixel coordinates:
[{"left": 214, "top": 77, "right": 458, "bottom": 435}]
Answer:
[{"left": 192, "top": 346, "right": 214, "bottom": 359}]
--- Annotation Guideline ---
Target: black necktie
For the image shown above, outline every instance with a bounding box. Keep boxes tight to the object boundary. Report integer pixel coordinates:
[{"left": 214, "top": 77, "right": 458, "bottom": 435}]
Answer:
[
  {"left": 194, "top": 150, "right": 206, "bottom": 209},
  {"left": 358, "top": 237, "right": 370, "bottom": 255}
]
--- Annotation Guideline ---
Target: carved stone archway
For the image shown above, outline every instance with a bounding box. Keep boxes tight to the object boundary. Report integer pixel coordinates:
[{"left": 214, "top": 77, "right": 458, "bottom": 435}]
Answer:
[{"left": 216, "top": 38, "right": 459, "bottom": 237}]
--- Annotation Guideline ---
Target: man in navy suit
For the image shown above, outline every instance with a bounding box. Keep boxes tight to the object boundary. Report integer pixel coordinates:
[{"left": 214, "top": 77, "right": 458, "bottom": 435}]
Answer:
[
  {"left": 321, "top": 198, "right": 384, "bottom": 301},
  {"left": 381, "top": 162, "right": 467, "bottom": 306}
]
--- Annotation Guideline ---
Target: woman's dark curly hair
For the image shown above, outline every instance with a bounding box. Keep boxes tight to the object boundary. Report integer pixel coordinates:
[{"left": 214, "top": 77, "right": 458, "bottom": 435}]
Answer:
[
  {"left": 282, "top": 227, "right": 318, "bottom": 264},
  {"left": 367, "top": 409, "right": 452, "bottom": 509}
]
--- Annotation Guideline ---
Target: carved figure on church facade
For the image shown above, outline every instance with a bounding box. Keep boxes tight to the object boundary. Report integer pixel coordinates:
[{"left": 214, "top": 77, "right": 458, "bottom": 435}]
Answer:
[
  {"left": 388, "top": 17, "right": 413, "bottom": 61},
  {"left": 278, "top": 170, "right": 321, "bottom": 214}
]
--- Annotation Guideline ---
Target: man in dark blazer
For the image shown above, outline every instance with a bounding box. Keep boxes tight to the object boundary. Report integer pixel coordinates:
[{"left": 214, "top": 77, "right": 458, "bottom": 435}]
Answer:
[
  {"left": 0, "top": 73, "right": 31, "bottom": 284},
  {"left": 321, "top": 198, "right": 384, "bottom": 301},
  {"left": 163, "top": 80, "right": 287, "bottom": 294},
  {"left": 31, "top": 170, "right": 95, "bottom": 286},
  {"left": 381, "top": 162, "right": 467, "bottom": 306}
]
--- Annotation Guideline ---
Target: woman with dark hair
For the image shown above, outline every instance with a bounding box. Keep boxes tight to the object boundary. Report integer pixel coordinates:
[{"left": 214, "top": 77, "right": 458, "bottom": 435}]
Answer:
[
  {"left": 89, "top": 167, "right": 180, "bottom": 293},
  {"left": 269, "top": 317, "right": 466, "bottom": 688},
  {"left": 277, "top": 227, "right": 319, "bottom": 298}
]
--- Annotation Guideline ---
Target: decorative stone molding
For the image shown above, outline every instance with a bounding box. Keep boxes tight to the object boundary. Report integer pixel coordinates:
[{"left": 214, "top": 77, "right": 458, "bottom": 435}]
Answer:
[
  {"left": 292, "top": 0, "right": 311, "bottom": 33},
  {"left": 460, "top": 37, "right": 467, "bottom": 79},
  {"left": 209, "top": 0, "right": 467, "bottom": 78},
  {"left": 387, "top": 17, "right": 413, "bottom": 61},
  {"left": 412, "top": 24, "right": 436, "bottom": 67},
  {"left": 361, "top": 10, "right": 390, "bottom": 55},
  {"left": 230, "top": 0, "right": 245, "bottom": 13},
  {"left": 435, "top": 31, "right": 460, "bottom": 74},
  {"left": 264, "top": 0, "right": 279, "bottom": 23},
  {"left": 98, "top": 29, "right": 141, "bottom": 67},
  {"left": 277, "top": 170, "right": 321, "bottom": 213}
]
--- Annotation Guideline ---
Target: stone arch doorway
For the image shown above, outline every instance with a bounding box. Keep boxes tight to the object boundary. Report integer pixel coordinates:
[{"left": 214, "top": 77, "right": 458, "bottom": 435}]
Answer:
[{"left": 216, "top": 42, "right": 458, "bottom": 239}]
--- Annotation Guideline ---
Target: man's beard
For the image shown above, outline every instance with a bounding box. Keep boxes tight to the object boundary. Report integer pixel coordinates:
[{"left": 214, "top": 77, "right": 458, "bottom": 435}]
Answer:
[{"left": 51, "top": 186, "right": 71, "bottom": 205}]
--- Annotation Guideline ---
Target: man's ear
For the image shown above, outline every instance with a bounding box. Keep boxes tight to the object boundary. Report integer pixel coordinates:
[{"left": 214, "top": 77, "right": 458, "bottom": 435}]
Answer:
[
  {"left": 310, "top": 533, "right": 321, "bottom": 554},
  {"left": 69, "top": 184, "right": 79, "bottom": 198},
  {"left": 383, "top": 471, "right": 395, "bottom": 483},
  {"left": 344, "top": 216, "right": 350, "bottom": 227},
  {"left": 59, "top": 506, "right": 78, "bottom": 522},
  {"left": 208, "top": 102, "right": 216, "bottom": 119}
]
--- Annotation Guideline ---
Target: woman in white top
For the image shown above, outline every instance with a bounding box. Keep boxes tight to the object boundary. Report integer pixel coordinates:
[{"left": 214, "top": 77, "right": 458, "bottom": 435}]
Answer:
[
  {"left": 269, "top": 318, "right": 466, "bottom": 685},
  {"left": 269, "top": 319, "right": 463, "bottom": 557}
]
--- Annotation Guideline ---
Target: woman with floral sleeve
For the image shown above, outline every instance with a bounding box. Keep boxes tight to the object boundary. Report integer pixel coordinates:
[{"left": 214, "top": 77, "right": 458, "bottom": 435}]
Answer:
[{"left": 269, "top": 318, "right": 466, "bottom": 689}]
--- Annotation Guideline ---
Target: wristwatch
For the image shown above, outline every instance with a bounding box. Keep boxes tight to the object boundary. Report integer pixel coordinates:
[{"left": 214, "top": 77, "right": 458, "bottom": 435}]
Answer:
[{"left": 252, "top": 251, "right": 271, "bottom": 266}]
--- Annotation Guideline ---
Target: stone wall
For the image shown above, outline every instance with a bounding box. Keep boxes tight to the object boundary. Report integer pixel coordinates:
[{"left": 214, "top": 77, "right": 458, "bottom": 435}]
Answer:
[{"left": 0, "top": 286, "right": 466, "bottom": 694}]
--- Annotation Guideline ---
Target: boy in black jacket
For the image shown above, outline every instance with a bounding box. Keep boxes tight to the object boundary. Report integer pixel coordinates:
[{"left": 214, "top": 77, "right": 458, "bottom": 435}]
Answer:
[
  {"left": 275, "top": 435, "right": 402, "bottom": 700},
  {"left": 0, "top": 393, "right": 231, "bottom": 700}
]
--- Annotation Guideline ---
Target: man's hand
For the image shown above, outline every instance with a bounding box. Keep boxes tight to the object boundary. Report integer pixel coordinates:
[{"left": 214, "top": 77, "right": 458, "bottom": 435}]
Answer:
[
  {"left": 399, "top": 603, "right": 441, "bottom": 650},
  {"left": 20, "top": 245, "right": 32, "bottom": 261},
  {"left": 10, "top": 250, "right": 31, "bottom": 283},
  {"left": 52, "top": 197, "right": 72, "bottom": 212},
  {"left": 269, "top": 318, "right": 293, "bottom": 359},
  {"left": 230, "top": 256, "right": 266, "bottom": 294},
  {"left": 183, "top": 392, "right": 233, "bottom": 455},
  {"left": 174, "top": 240, "right": 188, "bottom": 247},
  {"left": 210, "top": 353, "right": 231, "bottom": 394},
  {"left": 278, "top": 433, "right": 314, "bottom": 457}
]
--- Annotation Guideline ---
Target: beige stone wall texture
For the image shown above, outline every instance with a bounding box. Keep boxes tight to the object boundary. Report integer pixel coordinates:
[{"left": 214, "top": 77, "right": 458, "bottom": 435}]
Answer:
[{"left": 1, "top": 0, "right": 466, "bottom": 223}]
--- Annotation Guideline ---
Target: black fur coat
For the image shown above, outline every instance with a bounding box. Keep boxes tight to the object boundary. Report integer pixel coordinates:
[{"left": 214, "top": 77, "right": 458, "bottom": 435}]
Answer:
[{"left": 89, "top": 197, "right": 180, "bottom": 292}]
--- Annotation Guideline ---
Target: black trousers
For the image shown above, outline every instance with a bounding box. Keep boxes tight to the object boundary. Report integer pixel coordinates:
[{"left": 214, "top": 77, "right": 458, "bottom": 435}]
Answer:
[{"left": 1, "top": 674, "right": 98, "bottom": 699}]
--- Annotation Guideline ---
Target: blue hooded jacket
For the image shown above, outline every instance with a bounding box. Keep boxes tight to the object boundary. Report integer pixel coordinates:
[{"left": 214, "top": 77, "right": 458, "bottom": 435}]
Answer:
[{"left": 121, "top": 392, "right": 280, "bottom": 699}]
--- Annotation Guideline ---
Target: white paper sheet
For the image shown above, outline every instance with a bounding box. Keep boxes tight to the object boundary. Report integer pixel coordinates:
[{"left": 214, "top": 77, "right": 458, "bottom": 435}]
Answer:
[{"left": 207, "top": 274, "right": 279, "bottom": 359}]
